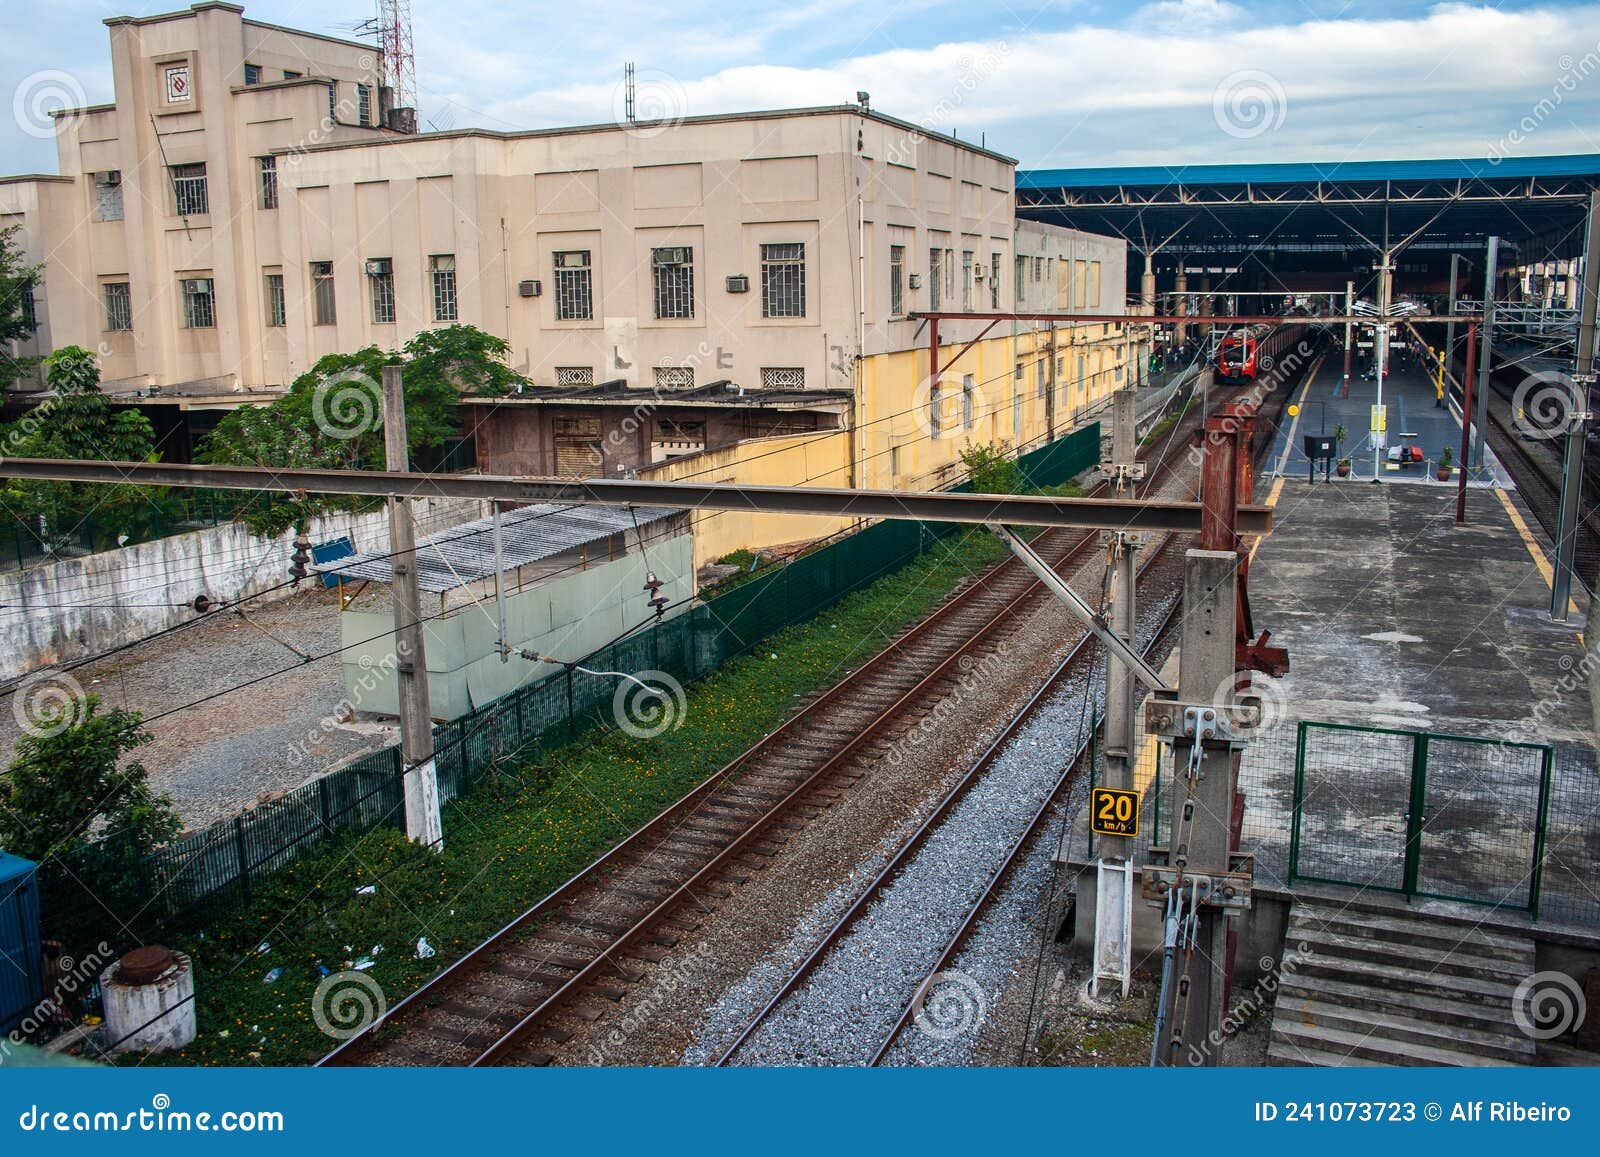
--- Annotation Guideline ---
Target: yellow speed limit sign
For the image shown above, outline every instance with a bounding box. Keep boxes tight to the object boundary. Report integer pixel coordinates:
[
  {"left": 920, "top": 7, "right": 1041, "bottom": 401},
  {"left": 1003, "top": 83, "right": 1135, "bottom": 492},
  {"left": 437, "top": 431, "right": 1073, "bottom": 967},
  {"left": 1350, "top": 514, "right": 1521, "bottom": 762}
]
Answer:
[{"left": 1090, "top": 786, "right": 1139, "bottom": 837}]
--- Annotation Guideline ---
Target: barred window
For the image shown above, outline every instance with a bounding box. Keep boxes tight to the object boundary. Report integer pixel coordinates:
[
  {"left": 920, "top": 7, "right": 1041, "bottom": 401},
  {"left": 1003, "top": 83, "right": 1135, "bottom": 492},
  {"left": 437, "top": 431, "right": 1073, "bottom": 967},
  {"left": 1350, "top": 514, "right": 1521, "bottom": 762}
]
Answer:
[
  {"left": 960, "top": 250, "right": 973, "bottom": 311},
  {"left": 651, "top": 247, "right": 694, "bottom": 320},
  {"left": 327, "top": 82, "right": 337, "bottom": 122},
  {"left": 654, "top": 365, "right": 695, "bottom": 390},
  {"left": 258, "top": 156, "right": 277, "bottom": 210},
  {"left": 310, "top": 261, "right": 336, "bottom": 326},
  {"left": 889, "top": 245, "right": 905, "bottom": 316},
  {"left": 554, "top": 250, "right": 592, "bottom": 321},
  {"left": 760, "top": 242, "right": 805, "bottom": 318},
  {"left": 962, "top": 374, "right": 975, "bottom": 429},
  {"left": 368, "top": 259, "right": 395, "bottom": 324},
  {"left": 171, "top": 163, "right": 208, "bottom": 216},
  {"left": 182, "top": 277, "right": 215, "bottom": 329},
  {"left": 244, "top": 62, "right": 261, "bottom": 85},
  {"left": 357, "top": 84, "right": 373, "bottom": 126},
  {"left": 929, "top": 380, "right": 942, "bottom": 436},
  {"left": 430, "top": 254, "right": 457, "bottom": 321},
  {"left": 555, "top": 366, "right": 594, "bottom": 387},
  {"left": 93, "top": 172, "right": 123, "bottom": 222},
  {"left": 1036, "top": 358, "right": 1046, "bottom": 399},
  {"left": 103, "top": 282, "right": 131, "bottom": 331},
  {"left": 929, "top": 249, "right": 942, "bottom": 311},
  {"left": 990, "top": 252, "right": 1001, "bottom": 308},
  {"left": 264, "top": 272, "right": 286, "bottom": 327},
  {"left": 760, "top": 367, "right": 805, "bottom": 390}
]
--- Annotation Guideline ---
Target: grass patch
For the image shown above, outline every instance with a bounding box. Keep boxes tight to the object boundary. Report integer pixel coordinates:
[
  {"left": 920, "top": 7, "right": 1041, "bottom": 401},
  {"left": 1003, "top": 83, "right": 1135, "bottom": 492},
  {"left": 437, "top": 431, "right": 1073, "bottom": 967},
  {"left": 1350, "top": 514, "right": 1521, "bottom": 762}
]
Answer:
[{"left": 127, "top": 527, "right": 1008, "bottom": 1066}]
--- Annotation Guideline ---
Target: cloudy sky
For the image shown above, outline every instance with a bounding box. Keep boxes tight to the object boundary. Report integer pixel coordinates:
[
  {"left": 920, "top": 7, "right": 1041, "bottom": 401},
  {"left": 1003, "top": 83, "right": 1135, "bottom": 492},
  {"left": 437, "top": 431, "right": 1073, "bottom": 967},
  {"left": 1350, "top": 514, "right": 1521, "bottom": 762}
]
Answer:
[{"left": 5, "top": 0, "right": 1599, "bottom": 173}]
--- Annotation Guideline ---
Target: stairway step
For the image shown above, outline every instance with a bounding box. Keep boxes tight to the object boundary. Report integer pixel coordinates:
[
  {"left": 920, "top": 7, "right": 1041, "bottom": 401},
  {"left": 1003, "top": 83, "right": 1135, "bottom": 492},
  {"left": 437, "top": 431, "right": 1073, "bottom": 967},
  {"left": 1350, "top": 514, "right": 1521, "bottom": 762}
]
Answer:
[
  {"left": 1267, "top": 1038, "right": 1387, "bottom": 1068},
  {"left": 1291, "top": 944, "right": 1521, "bottom": 1007},
  {"left": 1288, "top": 924, "right": 1531, "bottom": 985},
  {"left": 1289, "top": 890, "right": 1534, "bottom": 936},
  {"left": 1269, "top": 1019, "right": 1504, "bottom": 1067},
  {"left": 1277, "top": 971, "right": 1517, "bottom": 1036},
  {"left": 1275, "top": 993, "right": 1534, "bottom": 1063},
  {"left": 1288, "top": 905, "right": 1531, "bottom": 963}
]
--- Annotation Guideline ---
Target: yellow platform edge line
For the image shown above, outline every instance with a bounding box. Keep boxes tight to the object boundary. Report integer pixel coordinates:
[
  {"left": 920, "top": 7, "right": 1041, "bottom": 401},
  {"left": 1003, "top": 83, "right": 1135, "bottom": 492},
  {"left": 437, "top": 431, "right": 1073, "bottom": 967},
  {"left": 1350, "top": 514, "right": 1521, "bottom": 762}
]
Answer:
[{"left": 1493, "top": 486, "right": 1581, "bottom": 630}]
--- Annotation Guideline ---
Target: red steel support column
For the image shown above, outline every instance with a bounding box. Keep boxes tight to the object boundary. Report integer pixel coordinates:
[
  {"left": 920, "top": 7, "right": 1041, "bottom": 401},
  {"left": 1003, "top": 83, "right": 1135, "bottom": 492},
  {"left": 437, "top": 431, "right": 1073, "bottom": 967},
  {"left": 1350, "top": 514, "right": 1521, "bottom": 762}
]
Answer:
[{"left": 1457, "top": 323, "right": 1476, "bottom": 524}]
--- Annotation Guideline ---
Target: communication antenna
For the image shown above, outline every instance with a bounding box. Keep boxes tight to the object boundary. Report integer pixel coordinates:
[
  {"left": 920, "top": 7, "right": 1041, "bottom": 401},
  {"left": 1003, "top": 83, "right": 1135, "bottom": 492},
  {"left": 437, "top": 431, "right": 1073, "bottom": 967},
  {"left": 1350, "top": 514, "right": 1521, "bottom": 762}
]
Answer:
[
  {"left": 625, "top": 62, "right": 636, "bottom": 123},
  {"left": 357, "top": 0, "right": 416, "bottom": 122}
]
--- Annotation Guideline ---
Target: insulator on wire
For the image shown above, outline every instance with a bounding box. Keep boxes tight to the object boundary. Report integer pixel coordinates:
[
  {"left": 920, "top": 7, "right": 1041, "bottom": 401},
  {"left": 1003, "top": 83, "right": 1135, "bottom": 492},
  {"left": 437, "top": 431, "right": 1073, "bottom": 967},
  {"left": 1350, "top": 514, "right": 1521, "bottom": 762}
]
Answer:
[
  {"left": 289, "top": 533, "right": 311, "bottom": 583},
  {"left": 643, "top": 570, "right": 668, "bottom": 617}
]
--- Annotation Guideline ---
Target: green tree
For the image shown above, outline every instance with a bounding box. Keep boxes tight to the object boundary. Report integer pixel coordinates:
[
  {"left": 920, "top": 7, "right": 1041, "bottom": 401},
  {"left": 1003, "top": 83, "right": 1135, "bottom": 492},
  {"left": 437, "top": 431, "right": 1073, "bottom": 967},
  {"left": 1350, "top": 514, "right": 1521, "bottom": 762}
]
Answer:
[
  {"left": 0, "top": 346, "right": 167, "bottom": 550},
  {"left": 960, "top": 439, "right": 1025, "bottom": 496},
  {"left": 0, "top": 695, "right": 179, "bottom": 861},
  {"left": 0, "top": 224, "right": 42, "bottom": 392}
]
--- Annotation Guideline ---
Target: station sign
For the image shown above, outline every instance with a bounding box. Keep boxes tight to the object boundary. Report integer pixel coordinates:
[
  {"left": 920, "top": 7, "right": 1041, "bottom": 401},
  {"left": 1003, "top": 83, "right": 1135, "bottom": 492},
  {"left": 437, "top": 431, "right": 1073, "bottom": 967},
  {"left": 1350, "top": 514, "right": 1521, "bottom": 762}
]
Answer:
[
  {"left": 1090, "top": 786, "right": 1139, "bottom": 837},
  {"left": 1370, "top": 405, "right": 1387, "bottom": 434}
]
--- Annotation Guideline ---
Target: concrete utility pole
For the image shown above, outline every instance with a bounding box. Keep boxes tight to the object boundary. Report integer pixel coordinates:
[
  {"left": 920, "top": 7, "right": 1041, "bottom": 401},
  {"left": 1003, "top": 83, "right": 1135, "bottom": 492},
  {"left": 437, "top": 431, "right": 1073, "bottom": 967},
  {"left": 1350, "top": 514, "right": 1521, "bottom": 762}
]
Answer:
[
  {"left": 382, "top": 365, "right": 444, "bottom": 851},
  {"left": 1474, "top": 237, "right": 1500, "bottom": 470},
  {"left": 1341, "top": 281, "right": 1354, "bottom": 398},
  {"left": 1373, "top": 254, "right": 1393, "bottom": 481},
  {"left": 1174, "top": 270, "right": 1188, "bottom": 346},
  {"left": 1445, "top": 252, "right": 1461, "bottom": 384},
  {"left": 1552, "top": 193, "right": 1599, "bottom": 621},
  {"left": 1092, "top": 388, "right": 1144, "bottom": 999}
]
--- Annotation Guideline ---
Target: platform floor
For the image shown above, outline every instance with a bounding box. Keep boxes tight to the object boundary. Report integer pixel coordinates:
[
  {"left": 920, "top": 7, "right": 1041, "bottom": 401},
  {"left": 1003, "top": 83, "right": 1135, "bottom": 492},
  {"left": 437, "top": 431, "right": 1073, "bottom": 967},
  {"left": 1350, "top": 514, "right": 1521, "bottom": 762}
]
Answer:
[
  {"left": 1235, "top": 476, "right": 1600, "bottom": 926},
  {"left": 1266, "top": 355, "right": 1511, "bottom": 486}
]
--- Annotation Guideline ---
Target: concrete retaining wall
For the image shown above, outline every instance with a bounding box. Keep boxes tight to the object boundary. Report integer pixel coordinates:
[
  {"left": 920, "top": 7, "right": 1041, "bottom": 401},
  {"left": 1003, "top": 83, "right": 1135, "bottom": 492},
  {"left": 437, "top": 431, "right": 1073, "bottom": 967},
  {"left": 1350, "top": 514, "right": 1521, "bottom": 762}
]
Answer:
[{"left": 0, "top": 497, "right": 483, "bottom": 682}]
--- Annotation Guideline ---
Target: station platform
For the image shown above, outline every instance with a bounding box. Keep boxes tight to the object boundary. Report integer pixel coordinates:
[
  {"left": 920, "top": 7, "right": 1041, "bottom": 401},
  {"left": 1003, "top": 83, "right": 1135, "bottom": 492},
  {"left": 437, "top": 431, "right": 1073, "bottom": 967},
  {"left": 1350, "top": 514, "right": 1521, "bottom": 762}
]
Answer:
[
  {"left": 1232, "top": 471, "right": 1600, "bottom": 927},
  {"left": 1265, "top": 355, "right": 1512, "bottom": 487}
]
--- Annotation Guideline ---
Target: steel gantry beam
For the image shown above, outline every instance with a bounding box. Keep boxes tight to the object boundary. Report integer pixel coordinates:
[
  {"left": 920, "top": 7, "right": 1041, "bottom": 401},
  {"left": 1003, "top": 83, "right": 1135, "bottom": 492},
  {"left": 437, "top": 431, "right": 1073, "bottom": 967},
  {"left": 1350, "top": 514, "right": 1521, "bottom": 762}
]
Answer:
[{"left": 0, "top": 459, "right": 1274, "bottom": 537}]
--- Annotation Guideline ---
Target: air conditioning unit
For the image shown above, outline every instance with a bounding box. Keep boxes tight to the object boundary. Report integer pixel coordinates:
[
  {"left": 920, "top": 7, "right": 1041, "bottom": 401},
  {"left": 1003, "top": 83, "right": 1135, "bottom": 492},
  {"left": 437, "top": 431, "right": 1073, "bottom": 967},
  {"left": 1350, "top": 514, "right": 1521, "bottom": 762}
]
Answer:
[
  {"left": 974, "top": 265, "right": 984, "bottom": 280},
  {"left": 182, "top": 278, "right": 212, "bottom": 294},
  {"left": 908, "top": 273, "right": 922, "bottom": 290},
  {"left": 364, "top": 258, "right": 392, "bottom": 277},
  {"left": 652, "top": 247, "right": 691, "bottom": 266},
  {"left": 518, "top": 279, "right": 541, "bottom": 298},
  {"left": 725, "top": 274, "right": 749, "bottom": 293},
  {"left": 102, "top": 171, "right": 121, "bottom": 186}
]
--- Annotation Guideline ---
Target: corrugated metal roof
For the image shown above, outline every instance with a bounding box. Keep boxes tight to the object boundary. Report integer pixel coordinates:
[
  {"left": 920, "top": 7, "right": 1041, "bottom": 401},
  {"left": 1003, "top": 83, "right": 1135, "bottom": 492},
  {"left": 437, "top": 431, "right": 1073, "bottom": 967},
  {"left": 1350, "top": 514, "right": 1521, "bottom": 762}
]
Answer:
[
  {"left": 1017, "top": 153, "right": 1600, "bottom": 190},
  {"left": 325, "top": 503, "right": 683, "bottom": 594}
]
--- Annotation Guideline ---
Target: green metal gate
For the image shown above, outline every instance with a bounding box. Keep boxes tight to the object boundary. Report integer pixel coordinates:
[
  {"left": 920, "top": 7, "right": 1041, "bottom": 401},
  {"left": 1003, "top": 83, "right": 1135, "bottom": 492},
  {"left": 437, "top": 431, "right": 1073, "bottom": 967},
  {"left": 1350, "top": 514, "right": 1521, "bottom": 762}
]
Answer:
[{"left": 1288, "top": 721, "right": 1555, "bottom": 916}]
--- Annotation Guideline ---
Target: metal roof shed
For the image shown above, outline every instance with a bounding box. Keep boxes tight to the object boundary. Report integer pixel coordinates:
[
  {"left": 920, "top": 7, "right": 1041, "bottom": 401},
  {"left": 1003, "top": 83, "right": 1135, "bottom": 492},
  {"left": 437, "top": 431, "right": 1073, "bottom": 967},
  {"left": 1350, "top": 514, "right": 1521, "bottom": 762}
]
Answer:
[{"left": 0, "top": 851, "right": 43, "bottom": 1037}]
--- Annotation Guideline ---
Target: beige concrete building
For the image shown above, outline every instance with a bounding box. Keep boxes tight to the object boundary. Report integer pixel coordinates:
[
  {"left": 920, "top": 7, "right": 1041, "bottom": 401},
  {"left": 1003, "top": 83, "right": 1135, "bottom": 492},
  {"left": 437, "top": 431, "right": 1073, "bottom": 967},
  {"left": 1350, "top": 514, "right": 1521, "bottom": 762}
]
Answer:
[{"left": 3, "top": 3, "right": 1137, "bottom": 564}]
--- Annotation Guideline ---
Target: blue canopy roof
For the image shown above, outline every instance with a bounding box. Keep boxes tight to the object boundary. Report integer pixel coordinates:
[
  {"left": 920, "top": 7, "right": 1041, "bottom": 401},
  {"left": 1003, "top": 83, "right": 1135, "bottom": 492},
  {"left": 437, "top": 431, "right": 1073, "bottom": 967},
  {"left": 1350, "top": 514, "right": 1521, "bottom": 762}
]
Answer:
[{"left": 1017, "top": 154, "right": 1600, "bottom": 190}]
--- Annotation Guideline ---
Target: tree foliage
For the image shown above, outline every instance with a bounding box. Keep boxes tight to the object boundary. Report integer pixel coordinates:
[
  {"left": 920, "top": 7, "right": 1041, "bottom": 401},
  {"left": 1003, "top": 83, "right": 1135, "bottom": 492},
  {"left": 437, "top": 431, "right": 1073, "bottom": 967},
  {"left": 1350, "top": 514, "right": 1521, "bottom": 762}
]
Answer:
[
  {"left": 0, "top": 224, "right": 42, "bottom": 391},
  {"left": 959, "top": 439, "right": 1025, "bottom": 496},
  {"left": 0, "top": 695, "right": 179, "bottom": 861}
]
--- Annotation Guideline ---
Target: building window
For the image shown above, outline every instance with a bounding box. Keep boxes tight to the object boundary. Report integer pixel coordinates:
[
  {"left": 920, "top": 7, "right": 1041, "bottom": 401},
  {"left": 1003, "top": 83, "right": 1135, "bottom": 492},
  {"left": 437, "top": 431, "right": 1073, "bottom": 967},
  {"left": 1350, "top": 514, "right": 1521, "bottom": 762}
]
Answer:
[
  {"left": 170, "top": 163, "right": 208, "bottom": 216},
  {"left": 651, "top": 246, "right": 694, "bottom": 319},
  {"left": 19, "top": 285, "right": 37, "bottom": 330},
  {"left": 283, "top": 69, "right": 302, "bottom": 79},
  {"left": 761, "top": 367, "right": 805, "bottom": 390},
  {"left": 943, "top": 248, "right": 955, "bottom": 303},
  {"left": 553, "top": 250, "right": 592, "bottom": 321},
  {"left": 929, "top": 380, "right": 942, "bottom": 436},
  {"left": 1036, "top": 358, "right": 1046, "bottom": 399},
  {"left": 244, "top": 62, "right": 261, "bottom": 85},
  {"left": 103, "top": 282, "right": 131, "bottom": 331},
  {"left": 654, "top": 365, "right": 694, "bottom": 390},
  {"left": 93, "top": 172, "right": 123, "bottom": 222},
  {"left": 182, "top": 277, "right": 215, "bottom": 329},
  {"left": 1074, "top": 260, "right": 1088, "bottom": 308},
  {"left": 960, "top": 250, "right": 974, "bottom": 311},
  {"left": 1013, "top": 393, "right": 1023, "bottom": 441},
  {"left": 760, "top": 242, "right": 806, "bottom": 318},
  {"left": 430, "top": 254, "right": 457, "bottom": 321},
  {"left": 264, "top": 272, "right": 286, "bottom": 327},
  {"left": 929, "top": 249, "right": 942, "bottom": 311},
  {"left": 652, "top": 419, "right": 706, "bottom": 462},
  {"left": 889, "top": 245, "right": 905, "bottom": 317},
  {"left": 357, "top": 84, "right": 373, "bottom": 125},
  {"left": 327, "top": 82, "right": 337, "bottom": 122},
  {"left": 310, "top": 261, "right": 336, "bottom": 326},
  {"left": 890, "top": 444, "right": 900, "bottom": 477},
  {"left": 962, "top": 374, "right": 975, "bottom": 429},
  {"left": 555, "top": 366, "right": 594, "bottom": 387},
  {"left": 1090, "top": 260, "right": 1102, "bottom": 308},
  {"left": 990, "top": 253, "right": 1001, "bottom": 309},
  {"left": 1015, "top": 255, "right": 1026, "bottom": 304},
  {"left": 257, "top": 156, "right": 278, "bottom": 210},
  {"left": 368, "top": 258, "right": 395, "bottom": 324}
]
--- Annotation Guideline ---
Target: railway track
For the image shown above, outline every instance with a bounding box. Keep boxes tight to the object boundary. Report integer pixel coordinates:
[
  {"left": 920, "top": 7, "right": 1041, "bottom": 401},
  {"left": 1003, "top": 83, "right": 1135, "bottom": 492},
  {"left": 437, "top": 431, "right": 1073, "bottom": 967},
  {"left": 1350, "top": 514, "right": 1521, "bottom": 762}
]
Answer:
[
  {"left": 319, "top": 378, "right": 1270, "bottom": 1069},
  {"left": 711, "top": 539, "right": 1184, "bottom": 1066}
]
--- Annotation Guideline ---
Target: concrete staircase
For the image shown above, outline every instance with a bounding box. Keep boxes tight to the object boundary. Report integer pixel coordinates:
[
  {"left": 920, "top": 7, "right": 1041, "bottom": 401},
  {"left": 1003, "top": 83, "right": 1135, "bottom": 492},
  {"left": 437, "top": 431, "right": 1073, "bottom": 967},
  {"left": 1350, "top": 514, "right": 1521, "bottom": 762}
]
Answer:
[{"left": 1268, "top": 894, "right": 1538, "bottom": 1066}]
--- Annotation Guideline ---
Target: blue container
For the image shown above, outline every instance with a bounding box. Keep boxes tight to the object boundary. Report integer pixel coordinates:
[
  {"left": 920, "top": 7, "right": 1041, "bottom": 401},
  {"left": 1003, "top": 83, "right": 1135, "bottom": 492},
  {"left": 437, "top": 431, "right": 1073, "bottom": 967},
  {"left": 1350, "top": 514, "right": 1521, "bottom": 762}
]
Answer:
[{"left": 0, "top": 851, "right": 43, "bottom": 1037}]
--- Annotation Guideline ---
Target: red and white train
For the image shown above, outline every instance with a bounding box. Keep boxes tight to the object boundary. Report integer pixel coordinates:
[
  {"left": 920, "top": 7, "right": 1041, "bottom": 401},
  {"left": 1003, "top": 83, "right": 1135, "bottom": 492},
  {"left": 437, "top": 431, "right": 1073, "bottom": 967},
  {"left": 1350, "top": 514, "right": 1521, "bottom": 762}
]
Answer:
[{"left": 1215, "top": 321, "right": 1309, "bottom": 383}]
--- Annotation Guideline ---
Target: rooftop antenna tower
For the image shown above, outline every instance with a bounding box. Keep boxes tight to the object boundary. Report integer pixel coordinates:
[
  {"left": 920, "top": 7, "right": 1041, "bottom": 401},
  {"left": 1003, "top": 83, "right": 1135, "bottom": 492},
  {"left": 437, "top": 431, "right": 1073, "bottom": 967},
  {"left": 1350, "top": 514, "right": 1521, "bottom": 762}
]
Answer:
[
  {"left": 358, "top": 0, "right": 416, "bottom": 128},
  {"left": 624, "top": 62, "right": 636, "bottom": 122}
]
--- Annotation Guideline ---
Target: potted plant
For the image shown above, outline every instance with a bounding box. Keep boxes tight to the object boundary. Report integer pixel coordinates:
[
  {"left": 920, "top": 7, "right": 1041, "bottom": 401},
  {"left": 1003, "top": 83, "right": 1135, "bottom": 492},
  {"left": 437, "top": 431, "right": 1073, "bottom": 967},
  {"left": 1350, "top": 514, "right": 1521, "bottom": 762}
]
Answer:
[
  {"left": 1336, "top": 457, "right": 1351, "bottom": 478},
  {"left": 1332, "top": 424, "right": 1348, "bottom": 448},
  {"left": 1436, "top": 445, "right": 1454, "bottom": 482}
]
